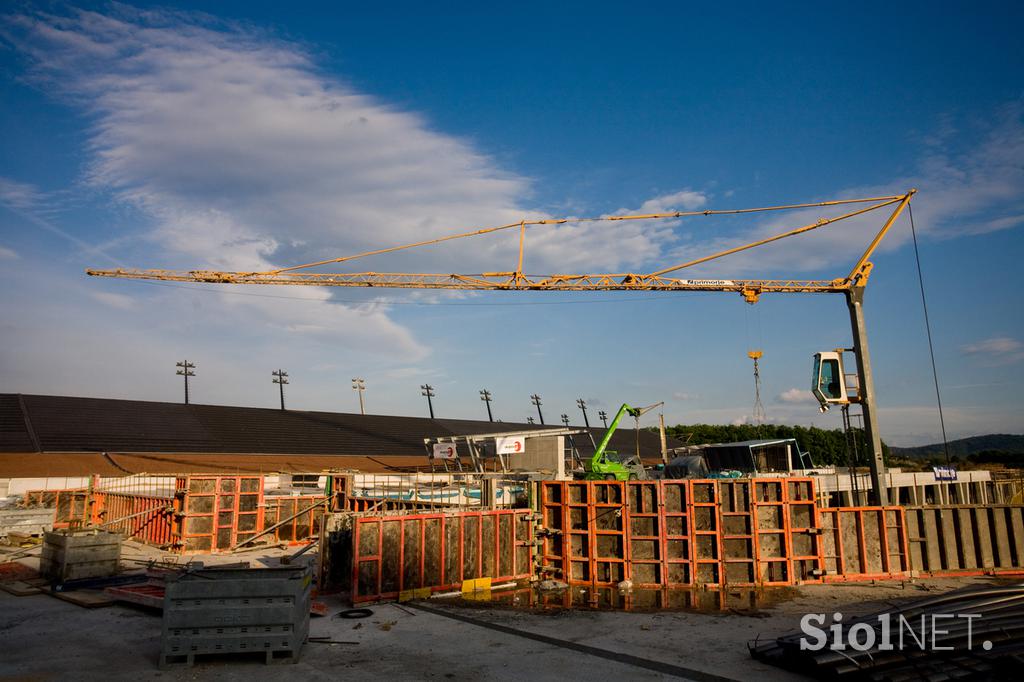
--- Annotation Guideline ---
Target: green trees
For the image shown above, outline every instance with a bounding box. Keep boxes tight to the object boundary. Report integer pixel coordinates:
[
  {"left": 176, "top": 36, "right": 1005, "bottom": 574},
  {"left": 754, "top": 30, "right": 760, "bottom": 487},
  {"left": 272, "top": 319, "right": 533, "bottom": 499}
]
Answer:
[{"left": 664, "top": 423, "right": 887, "bottom": 465}]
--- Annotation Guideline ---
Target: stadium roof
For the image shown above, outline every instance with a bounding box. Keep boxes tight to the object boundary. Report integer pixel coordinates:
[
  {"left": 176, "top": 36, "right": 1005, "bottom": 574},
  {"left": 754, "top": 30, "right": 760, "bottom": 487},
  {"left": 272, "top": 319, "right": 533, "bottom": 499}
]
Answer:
[{"left": 0, "top": 394, "right": 678, "bottom": 476}]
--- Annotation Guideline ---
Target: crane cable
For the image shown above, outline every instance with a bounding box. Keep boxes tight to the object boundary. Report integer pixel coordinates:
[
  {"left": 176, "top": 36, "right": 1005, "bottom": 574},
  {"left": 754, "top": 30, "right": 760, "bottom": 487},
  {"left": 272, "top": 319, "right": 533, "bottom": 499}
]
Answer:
[{"left": 908, "top": 204, "right": 951, "bottom": 466}]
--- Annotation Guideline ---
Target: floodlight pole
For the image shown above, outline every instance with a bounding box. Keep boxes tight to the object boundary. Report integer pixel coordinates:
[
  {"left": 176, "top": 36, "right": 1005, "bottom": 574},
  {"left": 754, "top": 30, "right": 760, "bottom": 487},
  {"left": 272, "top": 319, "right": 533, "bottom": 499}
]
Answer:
[
  {"left": 599, "top": 410, "right": 608, "bottom": 428},
  {"left": 421, "top": 384, "right": 435, "bottom": 419},
  {"left": 530, "top": 394, "right": 544, "bottom": 425},
  {"left": 175, "top": 360, "right": 195, "bottom": 405},
  {"left": 272, "top": 369, "right": 289, "bottom": 410},
  {"left": 576, "top": 398, "right": 590, "bottom": 429},
  {"left": 561, "top": 414, "right": 570, "bottom": 427},
  {"left": 480, "top": 389, "right": 493, "bottom": 422},
  {"left": 351, "top": 378, "right": 366, "bottom": 415}
]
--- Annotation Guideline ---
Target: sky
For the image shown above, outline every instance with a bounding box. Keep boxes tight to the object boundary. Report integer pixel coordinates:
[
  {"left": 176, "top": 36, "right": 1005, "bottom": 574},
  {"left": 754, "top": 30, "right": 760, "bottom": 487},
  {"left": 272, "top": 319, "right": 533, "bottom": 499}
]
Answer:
[{"left": 0, "top": 1, "right": 1022, "bottom": 446}]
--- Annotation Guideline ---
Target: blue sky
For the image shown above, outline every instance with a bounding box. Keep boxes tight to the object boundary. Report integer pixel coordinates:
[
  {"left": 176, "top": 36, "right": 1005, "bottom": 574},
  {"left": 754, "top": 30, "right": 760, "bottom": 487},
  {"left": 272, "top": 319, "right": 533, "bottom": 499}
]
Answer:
[{"left": 1, "top": 2, "right": 1022, "bottom": 445}]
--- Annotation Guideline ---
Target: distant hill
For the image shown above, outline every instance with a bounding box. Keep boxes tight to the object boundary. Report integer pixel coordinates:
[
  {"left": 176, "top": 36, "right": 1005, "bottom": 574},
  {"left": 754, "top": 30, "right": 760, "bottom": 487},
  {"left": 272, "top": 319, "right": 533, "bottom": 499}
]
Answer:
[{"left": 890, "top": 434, "right": 1024, "bottom": 459}]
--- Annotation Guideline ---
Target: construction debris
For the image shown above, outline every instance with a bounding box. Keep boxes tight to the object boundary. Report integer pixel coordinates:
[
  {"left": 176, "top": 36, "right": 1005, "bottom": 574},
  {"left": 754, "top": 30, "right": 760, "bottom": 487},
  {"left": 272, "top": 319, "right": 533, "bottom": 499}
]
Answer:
[{"left": 749, "top": 583, "right": 1024, "bottom": 679}]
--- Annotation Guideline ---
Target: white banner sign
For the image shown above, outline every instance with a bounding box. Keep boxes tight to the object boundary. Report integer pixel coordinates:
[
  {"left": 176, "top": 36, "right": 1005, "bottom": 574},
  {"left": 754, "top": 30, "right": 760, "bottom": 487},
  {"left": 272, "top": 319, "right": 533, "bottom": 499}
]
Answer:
[
  {"left": 431, "top": 443, "right": 458, "bottom": 460},
  {"left": 495, "top": 436, "right": 526, "bottom": 456}
]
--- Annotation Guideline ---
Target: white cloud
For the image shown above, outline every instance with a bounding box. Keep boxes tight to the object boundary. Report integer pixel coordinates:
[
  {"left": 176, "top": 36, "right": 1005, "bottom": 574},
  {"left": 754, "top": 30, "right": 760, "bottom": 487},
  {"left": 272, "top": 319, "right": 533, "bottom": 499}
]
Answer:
[
  {"left": 91, "top": 291, "right": 136, "bottom": 310},
  {"left": 3, "top": 6, "right": 704, "bottom": 363},
  {"left": 961, "top": 336, "right": 1022, "bottom": 355},
  {"left": 777, "top": 387, "right": 812, "bottom": 403},
  {"left": 0, "top": 177, "right": 42, "bottom": 209},
  {"left": 672, "top": 391, "right": 699, "bottom": 401},
  {"left": 960, "top": 336, "right": 1024, "bottom": 365},
  {"left": 0, "top": 245, "right": 18, "bottom": 260},
  {"left": 635, "top": 189, "right": 708, "bottom": 214}
]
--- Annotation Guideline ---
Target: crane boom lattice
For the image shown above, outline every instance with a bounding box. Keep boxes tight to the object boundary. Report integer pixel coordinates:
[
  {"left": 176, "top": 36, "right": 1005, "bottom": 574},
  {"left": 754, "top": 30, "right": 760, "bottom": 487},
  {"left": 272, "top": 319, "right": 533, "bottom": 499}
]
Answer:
[{"left": 87, "top": 191, "right": 916, "bottom": 304}]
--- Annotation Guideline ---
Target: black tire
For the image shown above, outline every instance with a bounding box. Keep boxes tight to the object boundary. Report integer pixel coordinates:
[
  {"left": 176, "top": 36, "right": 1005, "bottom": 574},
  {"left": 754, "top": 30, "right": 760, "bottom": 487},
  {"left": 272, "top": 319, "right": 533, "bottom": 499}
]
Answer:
[
  {"left": 628, "top": 473, "right": 638, "bottom": 481},
  {"left": 335, "top": 608, "right": 374, "bottom": 619},
  {"left": 604, "top": 474, "right": 617, "bottom": 481}
]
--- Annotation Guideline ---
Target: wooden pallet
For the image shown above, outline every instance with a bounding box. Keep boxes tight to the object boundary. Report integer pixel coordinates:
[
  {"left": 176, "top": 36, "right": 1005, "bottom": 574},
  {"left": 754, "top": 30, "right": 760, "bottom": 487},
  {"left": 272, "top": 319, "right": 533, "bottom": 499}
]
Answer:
[
  {"left": 0, "top": 580, "right": 43, "bottom": 596},
  {"left": 50, "top": 589, "right": 116, "bottom": 608}
]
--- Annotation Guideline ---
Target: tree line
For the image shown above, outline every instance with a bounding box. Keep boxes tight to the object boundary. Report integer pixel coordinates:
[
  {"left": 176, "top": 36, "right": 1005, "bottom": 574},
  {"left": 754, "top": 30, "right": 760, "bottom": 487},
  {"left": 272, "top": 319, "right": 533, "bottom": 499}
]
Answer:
[{"left": 663, "top": 423, "right": 890, "bottom": 466}]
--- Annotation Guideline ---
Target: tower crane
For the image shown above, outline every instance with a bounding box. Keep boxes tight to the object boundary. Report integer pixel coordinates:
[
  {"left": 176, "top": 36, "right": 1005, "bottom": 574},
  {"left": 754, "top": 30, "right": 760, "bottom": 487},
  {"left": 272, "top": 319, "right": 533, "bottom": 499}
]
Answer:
[{"left": 87, "top": 189, "right": 917, "bottom": 504}]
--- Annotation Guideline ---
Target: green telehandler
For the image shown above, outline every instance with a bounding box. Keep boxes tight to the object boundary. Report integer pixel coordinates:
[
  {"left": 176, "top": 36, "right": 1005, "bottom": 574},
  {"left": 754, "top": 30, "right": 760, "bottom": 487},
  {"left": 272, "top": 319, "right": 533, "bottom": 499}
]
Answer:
[{"left": 582, "top": 402, "right": 663, "bottom": 481}]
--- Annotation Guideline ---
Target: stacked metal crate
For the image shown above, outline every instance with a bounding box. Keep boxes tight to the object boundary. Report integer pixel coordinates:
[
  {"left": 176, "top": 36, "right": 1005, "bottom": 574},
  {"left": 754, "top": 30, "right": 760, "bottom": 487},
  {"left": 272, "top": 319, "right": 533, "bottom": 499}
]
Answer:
[{"left": 159, "top": 563, "right": 312, "bottom": 667}]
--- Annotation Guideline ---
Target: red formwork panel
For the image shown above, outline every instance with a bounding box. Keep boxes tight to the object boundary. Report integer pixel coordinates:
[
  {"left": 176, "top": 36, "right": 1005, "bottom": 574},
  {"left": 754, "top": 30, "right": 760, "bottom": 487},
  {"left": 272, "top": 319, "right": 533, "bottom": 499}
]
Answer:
[
  {"left": 751, "top": 479, "right": 789, "bottom": 585},
  {"left": 749, "top": 478, "right": 823, "bottom": 586},
  {"left": 690, "top": 480, "right": 724, "bottom": 586},
  {"left": 819, "top": 506, "right": 909, "bottom": 581},
  {"left": 540, "top": 481, "right": 628, "bottom": 586},
  {"left": 174, "top": 475, "right": 264, "bottom": 552},
  {"left": 575, "top": 481, "right": 627, "bottom": 585},
  {"left": 51, "top": 489, "right": 90, "bottom": 528},
  {"left": 540, "top": 478, "right": 828, "bottom": 589},
  {"left": 539, "top": 481, "right": 567, "bottom": 581},
  {"left": 20, "top": 490, "right": 57, "bottom": 508},
  {"left": 783, "top": 479, "right": 824, "bottom": 583},
  {"left": 352, "top": 509, "right": 533, "bottom": 604},
  {"left": 627, "top": 481, "right": 665, "bottom": 588},
  {"left": 93, "top": 492, "right": 176, "bottom": 547},
  {"left": 263, "top": 495, "right": 325, "bottom": 545},
  {"left": 659, "top": 480, "right": 693, "bottom": 587}
]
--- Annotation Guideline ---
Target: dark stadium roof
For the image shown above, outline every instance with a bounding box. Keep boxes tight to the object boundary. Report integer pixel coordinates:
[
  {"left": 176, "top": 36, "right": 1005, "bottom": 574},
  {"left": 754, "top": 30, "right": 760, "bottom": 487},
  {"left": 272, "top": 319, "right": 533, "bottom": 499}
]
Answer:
[{"left": 0, "top": 394, "right": 678, "bottom": 475}]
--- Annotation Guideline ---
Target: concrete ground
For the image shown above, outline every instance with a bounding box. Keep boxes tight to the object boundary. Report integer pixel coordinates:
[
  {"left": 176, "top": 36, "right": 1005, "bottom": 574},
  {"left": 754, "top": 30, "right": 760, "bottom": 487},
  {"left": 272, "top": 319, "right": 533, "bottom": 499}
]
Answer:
[{"left": 0, "top": 542, "right": 999, "bottom": 681}]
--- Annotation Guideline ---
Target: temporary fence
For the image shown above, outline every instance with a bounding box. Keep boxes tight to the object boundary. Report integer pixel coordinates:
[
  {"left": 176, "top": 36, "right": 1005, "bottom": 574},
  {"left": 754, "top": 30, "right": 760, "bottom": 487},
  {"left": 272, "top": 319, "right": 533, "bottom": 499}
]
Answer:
[{"left": 350, "top": 509, "right": 533, "bottom": 603}]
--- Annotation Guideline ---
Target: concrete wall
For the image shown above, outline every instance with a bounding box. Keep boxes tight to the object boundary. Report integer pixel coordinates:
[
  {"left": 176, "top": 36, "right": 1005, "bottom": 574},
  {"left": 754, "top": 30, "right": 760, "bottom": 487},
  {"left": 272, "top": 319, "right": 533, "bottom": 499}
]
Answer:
[
  {"left": 1, "top": 477, "right": 91, "bottom": 497},
  {"left": 510, "top": 435, "right": 565, "bottom": 478}
]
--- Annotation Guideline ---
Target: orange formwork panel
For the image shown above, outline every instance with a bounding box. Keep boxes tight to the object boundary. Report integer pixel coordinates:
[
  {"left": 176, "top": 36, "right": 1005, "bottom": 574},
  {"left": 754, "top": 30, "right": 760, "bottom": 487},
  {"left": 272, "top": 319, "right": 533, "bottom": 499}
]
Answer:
[
  {"left": 263, "top": 495, "right": 325, "bottom": 545},
  {"left": 174, "top": 475, "right": 264, "bottom": 553},
  {"left": 351, "top": 508, "right": 533, "bottom": 604},
  {"left": 93, "top": 492, "right": 176, "bottom": 547},
  {"left": 818, "top": 506, "right": 909, "bottom": 581},
  {"left": 538, "top": 478, "right": 827, "bottom": 589}
]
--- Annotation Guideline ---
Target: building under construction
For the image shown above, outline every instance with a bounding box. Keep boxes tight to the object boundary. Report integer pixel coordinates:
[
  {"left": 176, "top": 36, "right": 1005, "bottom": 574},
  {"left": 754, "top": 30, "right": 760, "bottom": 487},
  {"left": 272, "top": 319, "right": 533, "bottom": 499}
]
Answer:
[{"left": 4, "top": 391, "right": 1022, "bottom": 594}]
